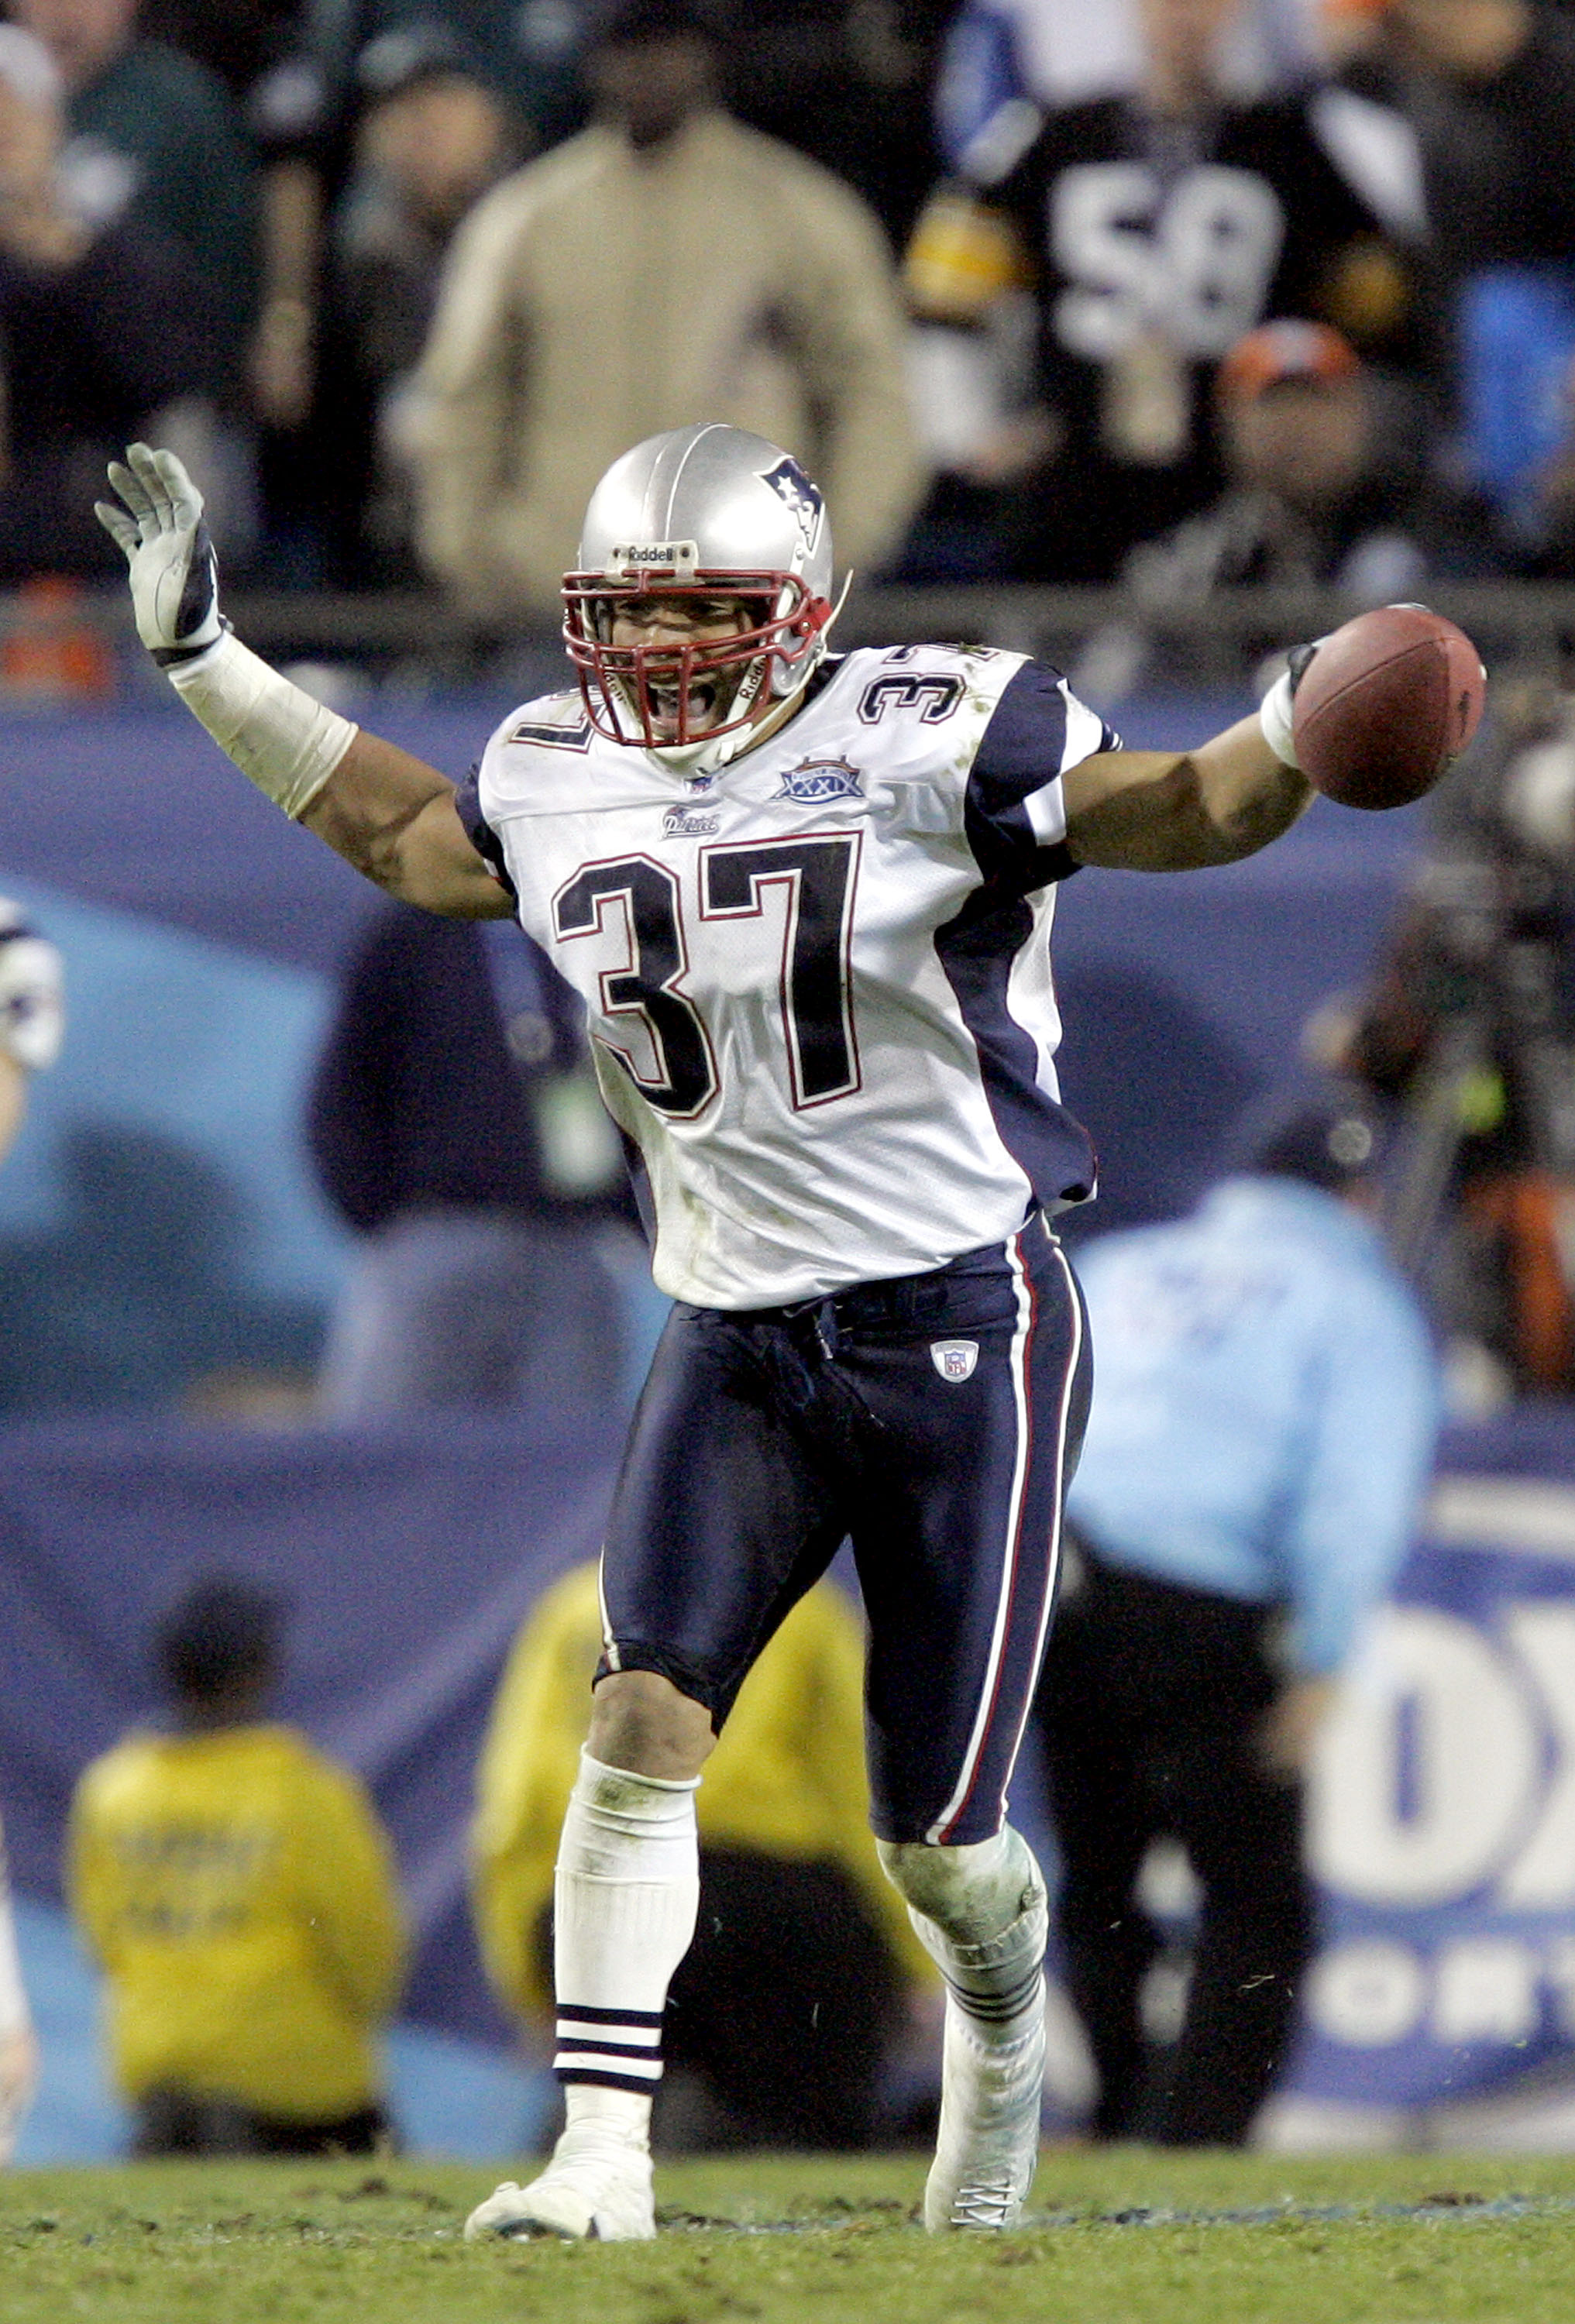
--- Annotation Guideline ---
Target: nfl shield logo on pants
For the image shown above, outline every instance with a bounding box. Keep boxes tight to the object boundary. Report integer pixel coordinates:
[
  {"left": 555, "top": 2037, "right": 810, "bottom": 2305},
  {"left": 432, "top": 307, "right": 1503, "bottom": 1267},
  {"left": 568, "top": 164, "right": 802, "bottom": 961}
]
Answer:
[{"left": 930, "top": 1339, "right": 979, "bottom": 1383}]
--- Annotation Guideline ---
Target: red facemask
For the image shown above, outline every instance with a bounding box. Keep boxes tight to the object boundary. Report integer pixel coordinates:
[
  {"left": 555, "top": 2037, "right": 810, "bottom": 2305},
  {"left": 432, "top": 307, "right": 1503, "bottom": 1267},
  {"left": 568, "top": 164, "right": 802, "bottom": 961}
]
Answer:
[{"left": 562, "top": 569, "right": 834, "bottom": 748}]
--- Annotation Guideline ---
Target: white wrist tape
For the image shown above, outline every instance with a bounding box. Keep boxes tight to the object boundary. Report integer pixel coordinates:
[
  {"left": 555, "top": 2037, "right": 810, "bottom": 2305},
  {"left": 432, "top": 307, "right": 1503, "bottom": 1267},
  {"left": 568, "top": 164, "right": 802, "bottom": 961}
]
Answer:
[
  {"left": 1258, "top": 667, "right": 1300, "bottom": 769},
  {"left": 167, "top": 631, "right": 358, "bottom": 819}
]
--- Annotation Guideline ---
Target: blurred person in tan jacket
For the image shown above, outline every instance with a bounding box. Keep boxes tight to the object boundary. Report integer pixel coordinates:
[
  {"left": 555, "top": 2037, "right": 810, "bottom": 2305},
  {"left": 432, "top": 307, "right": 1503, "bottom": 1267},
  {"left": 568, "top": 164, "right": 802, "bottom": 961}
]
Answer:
[
  {"left": 473, "top": 1561, "right": 932, "bottom": 2150},
  {"left": 409, "top": 0, "right": 925, "bottom": 623},
  {"left": 69, "top": 1573, "right": 408, "bottom": 2157}
]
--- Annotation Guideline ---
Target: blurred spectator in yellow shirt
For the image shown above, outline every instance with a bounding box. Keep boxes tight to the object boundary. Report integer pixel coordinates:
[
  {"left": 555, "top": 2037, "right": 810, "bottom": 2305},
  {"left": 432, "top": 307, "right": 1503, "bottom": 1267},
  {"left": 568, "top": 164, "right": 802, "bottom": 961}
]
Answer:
[
  {"left": 68, "top": 1573, "right": 408, "bottom": 2157},
  {"left": 473, "top": 1563, "right": 931, "bottom": 2151}
]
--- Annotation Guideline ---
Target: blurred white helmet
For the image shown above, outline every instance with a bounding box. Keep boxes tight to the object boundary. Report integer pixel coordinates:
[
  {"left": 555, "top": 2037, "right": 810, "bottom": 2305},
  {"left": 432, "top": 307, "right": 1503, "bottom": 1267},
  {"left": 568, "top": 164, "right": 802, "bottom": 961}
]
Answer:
[
  {"left": 563, "top": 422, "right": 840, "bottom": 768},
  {"left": 0, "top": 899, "right": 63, "bottom": 1073}
]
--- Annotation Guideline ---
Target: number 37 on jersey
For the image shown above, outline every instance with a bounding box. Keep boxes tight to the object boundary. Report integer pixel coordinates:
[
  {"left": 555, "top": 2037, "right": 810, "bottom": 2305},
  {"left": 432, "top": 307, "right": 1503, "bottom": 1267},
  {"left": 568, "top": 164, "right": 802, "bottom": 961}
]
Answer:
[{"left": 461, "top": 643, "right": 1107, "bottom": 1306}]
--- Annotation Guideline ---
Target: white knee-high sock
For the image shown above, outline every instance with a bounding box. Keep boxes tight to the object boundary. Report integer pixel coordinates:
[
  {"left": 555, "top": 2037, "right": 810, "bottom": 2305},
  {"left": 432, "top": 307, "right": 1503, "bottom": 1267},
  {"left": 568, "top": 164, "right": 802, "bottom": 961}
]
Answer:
[
  {"left": 878, "top": 1827, "right": 1047, "bottom": 2036},
  {"left": 552, "top": 1748, "right": 700, "bottom": 2145}
]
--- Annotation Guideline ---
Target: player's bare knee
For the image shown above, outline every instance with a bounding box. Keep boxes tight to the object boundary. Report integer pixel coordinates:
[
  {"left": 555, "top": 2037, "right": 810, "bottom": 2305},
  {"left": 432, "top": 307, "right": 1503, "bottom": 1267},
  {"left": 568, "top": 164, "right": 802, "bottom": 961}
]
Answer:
[{"left": 587, "top": 1668, "right": 714, "bottom": 1780}]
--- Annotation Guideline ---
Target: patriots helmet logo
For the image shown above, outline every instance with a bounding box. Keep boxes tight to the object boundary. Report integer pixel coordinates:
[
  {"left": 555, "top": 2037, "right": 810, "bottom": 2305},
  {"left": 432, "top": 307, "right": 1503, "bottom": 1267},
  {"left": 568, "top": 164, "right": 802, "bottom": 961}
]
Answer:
[{"left": 760, "top": 458, "right": 825, "bottom": 561}]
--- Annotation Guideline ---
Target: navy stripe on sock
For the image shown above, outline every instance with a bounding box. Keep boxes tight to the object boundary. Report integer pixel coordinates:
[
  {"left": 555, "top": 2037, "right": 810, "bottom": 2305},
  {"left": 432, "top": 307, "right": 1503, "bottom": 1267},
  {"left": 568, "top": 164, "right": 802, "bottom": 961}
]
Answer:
[
  {"left": 555, "top": 2066, "right": 665, "bottom": 2095},
  {"left": 947, "top": 1964, "right": 1045, "bottom": 2025},
  {"left": 555, "top": 2001, "right": 664, "bottom": 2027},
  {"left": 553, "top": 1996, "right": 666, "bottom": 2094}
]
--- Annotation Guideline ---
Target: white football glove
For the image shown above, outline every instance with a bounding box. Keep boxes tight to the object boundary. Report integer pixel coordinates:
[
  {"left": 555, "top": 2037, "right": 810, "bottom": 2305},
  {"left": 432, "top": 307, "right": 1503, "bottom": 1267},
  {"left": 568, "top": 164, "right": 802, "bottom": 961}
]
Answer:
[
  {"left": 95, "top": 444, "right": 359, "bottom": 817},
  {"left": 94, "top": 442, "right": 225, "bottom": 665}
]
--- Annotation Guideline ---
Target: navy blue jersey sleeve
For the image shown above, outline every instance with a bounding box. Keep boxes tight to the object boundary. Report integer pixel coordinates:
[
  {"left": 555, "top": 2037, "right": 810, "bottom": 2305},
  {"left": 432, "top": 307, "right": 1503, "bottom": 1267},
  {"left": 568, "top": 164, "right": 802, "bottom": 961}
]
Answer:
[
  {"left": 453, "top": 761, "right": 518, "bottom": 899},
  {"left": 964, "top": 661, "right": 1119, "bottom": 894}
]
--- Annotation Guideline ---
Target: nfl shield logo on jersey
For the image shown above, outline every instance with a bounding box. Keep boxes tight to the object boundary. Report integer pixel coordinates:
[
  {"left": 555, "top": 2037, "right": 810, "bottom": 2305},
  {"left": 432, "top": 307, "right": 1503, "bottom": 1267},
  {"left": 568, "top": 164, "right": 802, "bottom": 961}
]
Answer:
[{"left": 930, "top": 1339, "right": 978, "bottom": 1383}]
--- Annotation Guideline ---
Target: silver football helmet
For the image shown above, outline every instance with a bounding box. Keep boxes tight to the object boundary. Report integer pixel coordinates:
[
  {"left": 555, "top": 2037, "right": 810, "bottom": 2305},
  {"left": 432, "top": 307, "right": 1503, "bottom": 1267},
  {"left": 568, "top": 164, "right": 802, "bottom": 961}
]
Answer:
[{"left": 563, "top": 422, "right": 839, "bottom": 767}]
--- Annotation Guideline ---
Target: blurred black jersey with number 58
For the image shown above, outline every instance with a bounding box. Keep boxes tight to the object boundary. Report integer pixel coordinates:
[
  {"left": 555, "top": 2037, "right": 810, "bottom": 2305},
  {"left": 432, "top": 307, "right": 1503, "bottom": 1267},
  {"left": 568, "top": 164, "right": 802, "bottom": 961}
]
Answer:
[{"left": 911, "top": 88, "right": 1422, "bottom": 579}]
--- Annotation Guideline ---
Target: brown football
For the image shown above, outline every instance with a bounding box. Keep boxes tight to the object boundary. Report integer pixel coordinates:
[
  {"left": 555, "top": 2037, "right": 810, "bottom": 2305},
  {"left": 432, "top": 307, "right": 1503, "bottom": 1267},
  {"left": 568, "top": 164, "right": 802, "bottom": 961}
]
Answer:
[{"left": 1291, "top": 606, "right": 1487, "bottom": 810}]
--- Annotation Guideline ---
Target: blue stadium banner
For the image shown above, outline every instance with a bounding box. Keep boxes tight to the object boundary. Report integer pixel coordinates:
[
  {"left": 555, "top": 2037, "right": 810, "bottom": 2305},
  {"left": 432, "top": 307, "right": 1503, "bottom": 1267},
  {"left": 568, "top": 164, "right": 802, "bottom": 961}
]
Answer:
[{"left": 1291, "top": 1435, "right": 1575, "bottom": 2115}]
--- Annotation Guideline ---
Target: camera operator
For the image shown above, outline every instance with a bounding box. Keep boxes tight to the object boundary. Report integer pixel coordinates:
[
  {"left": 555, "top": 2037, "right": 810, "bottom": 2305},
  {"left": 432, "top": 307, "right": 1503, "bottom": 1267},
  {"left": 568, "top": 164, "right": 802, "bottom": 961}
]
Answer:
[{"left": 1317, "top": 674, "right": 1575, "bottom": 1398}]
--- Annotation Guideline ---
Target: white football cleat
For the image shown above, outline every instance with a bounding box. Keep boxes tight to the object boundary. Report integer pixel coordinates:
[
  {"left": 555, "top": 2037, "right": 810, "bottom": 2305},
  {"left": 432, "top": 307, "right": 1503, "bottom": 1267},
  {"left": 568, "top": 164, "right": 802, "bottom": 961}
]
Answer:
[
  {"left": 463, "top": 2126, "right": 655, "bottom": 2242},
  {"left": 924, "top": 1975, "right": 1047, "bottom": 2231}
]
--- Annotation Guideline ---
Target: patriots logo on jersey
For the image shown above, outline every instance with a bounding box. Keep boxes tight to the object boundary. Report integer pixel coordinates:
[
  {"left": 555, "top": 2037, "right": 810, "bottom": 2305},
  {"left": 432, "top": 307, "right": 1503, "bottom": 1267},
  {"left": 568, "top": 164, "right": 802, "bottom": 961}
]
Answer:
[
  {"left": 778, "top": 756, "right": 862, "bottom": 804},
  {"left": 760, "top": 458, "right": 825, "bottom": 559},
  {"left": 662, "top": 806, "right": 720, "bottom": 837}
]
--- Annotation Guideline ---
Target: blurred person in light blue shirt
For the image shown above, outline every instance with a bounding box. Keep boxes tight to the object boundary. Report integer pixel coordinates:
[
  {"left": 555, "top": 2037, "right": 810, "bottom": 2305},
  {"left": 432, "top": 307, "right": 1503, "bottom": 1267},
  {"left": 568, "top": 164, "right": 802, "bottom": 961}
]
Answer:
[{"left": 1037, "top": 1081, "right": 1439, "bottom": 2147}]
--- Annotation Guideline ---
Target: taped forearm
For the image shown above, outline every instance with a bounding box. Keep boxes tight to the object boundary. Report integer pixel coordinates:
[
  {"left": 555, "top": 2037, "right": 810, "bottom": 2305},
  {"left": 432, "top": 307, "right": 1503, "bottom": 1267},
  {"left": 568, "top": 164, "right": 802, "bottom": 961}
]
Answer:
[{"left": 167, "top": 631, "right": 359, "bottom": 819}]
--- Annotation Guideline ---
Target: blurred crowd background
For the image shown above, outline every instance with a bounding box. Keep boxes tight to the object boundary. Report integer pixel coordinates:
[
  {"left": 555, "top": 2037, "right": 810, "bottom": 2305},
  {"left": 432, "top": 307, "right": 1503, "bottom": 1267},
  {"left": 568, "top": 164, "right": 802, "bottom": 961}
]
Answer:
[{"left": 2, "top": 0, "right": 1575, "bottom": 610}]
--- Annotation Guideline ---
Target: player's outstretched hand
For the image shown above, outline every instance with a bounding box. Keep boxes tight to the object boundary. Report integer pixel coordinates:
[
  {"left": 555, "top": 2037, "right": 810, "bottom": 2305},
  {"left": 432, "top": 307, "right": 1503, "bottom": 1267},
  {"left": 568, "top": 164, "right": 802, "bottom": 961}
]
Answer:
[
  {"left": 1259, "top": 607, "right": 1486, "bottom": 807},
  {"left": 94, "top": 442, "right": 225, "bottom": 665}
]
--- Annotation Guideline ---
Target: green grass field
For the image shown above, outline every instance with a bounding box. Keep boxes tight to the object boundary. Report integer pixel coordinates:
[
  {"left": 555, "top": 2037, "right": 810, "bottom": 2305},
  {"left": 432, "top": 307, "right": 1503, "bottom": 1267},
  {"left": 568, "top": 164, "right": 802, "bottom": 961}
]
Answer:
[{"left": 6, "top": 2149, "right": 1575, "bottom": 2323}]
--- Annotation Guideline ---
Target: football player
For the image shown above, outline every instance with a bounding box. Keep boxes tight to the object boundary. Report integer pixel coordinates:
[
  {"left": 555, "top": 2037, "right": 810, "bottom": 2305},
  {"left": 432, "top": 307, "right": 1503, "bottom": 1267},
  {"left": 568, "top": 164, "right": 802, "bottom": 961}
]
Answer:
[{"left": 97, "top": 422, "right": 1317, "bottom": 2237}]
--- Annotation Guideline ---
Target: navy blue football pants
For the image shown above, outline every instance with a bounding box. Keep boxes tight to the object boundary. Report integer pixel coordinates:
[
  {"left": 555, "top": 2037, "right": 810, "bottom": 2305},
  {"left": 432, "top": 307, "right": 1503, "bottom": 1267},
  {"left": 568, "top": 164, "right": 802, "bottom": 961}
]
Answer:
[{"left": 597, "top": 1212, "right": 1091, "bottom": 1845}]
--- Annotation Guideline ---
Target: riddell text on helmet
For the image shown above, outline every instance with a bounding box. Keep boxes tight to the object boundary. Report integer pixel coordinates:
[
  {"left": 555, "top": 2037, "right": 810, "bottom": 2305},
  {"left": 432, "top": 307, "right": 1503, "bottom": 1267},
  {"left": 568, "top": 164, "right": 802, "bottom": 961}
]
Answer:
[{"left": 607, "top": 541, "right": 699, "bottom": 572}]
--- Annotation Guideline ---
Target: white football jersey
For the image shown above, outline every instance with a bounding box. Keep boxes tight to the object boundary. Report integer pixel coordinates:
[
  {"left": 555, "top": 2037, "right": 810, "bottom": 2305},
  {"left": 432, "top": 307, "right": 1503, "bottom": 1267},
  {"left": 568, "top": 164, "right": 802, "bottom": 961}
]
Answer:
[{"left": 463, "top": 645, "right": 1116, "bottom": 1307}]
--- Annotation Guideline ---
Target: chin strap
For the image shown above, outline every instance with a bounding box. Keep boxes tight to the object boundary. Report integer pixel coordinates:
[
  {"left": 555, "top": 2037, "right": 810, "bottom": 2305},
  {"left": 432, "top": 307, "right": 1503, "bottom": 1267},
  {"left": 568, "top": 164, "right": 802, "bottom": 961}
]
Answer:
[
  {"left": 649, "top": 682, "right": 794, "bottom": 776},
  {"left": 647, "top": 721, "right": 758, "bottom": 780}
]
